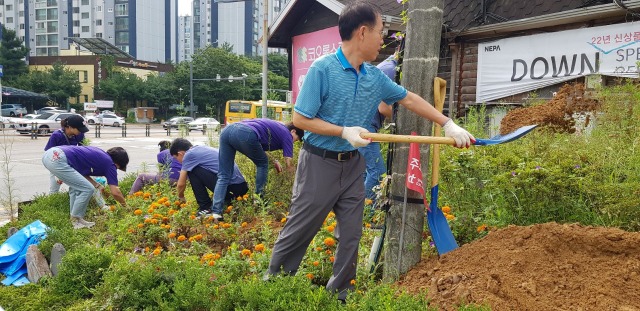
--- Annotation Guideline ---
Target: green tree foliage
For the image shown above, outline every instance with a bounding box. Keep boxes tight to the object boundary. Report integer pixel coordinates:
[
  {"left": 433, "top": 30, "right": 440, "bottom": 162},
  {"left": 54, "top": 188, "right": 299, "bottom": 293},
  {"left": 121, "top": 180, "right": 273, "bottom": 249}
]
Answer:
[
  {"left": 0, "top": 25, "right": 29, "bottom": 82},
  {"left": 96, "top": 71, "right": 145, "bottom": 113},
  {"left": 252, "top": 52, "right": 290, "bottom": 79},
  {"left": 9, "top": 62, "right": 81, "bottom": 107}
]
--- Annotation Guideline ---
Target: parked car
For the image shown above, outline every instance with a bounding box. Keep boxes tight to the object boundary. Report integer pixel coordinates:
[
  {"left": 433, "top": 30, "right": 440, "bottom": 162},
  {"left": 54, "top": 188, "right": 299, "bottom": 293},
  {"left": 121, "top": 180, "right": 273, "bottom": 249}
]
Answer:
[
  {"left": 163, "top": 116, "right": 194, "bottom": 129},
  {"left": 188, "top": 117, "right": 221, "bottom": 132},
  {"left": 98, "top": 113, "right": 125, "bottom": 127},
  {"left": 21, "top": 114, "right": 40, "bottom": 120},
  {"left": 0, "top": 116, "right": 17, "bottom": 129},
  {"left": 35, "top": 106, "right": 66, "bottom": 115},
  {"left": 14, "top": 112, "right": 83, "bottom": 135},
  {"left": 1, "top": 104, "right": 28, "bottom": 117}
]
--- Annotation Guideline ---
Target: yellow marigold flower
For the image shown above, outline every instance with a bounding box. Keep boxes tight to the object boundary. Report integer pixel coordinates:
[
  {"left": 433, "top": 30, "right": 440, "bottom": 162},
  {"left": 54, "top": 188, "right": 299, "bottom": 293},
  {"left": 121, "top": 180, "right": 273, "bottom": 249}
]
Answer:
[
  {"left": 213, "top": 225, "right": 219, "bottom": 229},
  {"left": 143, "top": 192, "right": 151, "bottom": 198},
  {"left": 313, "top": 261, "right": 319, "bottom": 266},
  {"left": 241, "top": 249, "right": 252, "bottom": 257},
  {"left": 222, "top": 223, "right": 232, "bottom": 229},
  {"left": 144, "top": 218, "right": 152, "bottom": 224},
  {"left": 326, "top": 225, "right": 335, "bottom": 233},
  {"left": 329, "top": 256, "right": 335, "bottom": 263},
  {"left": 241, "top": 222, "right": 248, "bottom": 228},
  {"left": 364, "top": 198, "right": 373, "bottom": 205},
  {"left": 441, "top": 205, "right": 451, "bottom": 214},
  {"left": 127, "top": 228, "right": 135, "bottom": 234},
  {"left": 168, "top": 209, "right": 177, "bottom": 216},
  {"left": 134, "top": 209, "right": 143, "bottom": 215},
  {"left": 324, "top": 237, "right": 336, "bottom": 247},
  {"left": 477, "top": 224, "right": 487, "bottom": 232},
  {"left": 150, "top": 219, "right": 159, "bottom": 224},
  {"left": 254, "top": 244, "right": 265, "bottom": 252},
  {"left": 109, "top": 205, "right": 116, "bottom": 211},
  {"left": 153, "top": 213, "right": 163, "bottom": 219},
  {"left": 177, "top": 235, "right": 186, "bottom": 242},
  {"left": 226, "top": 206, "right": 233, "bottom": 213},
  {"left": 137, "top": 223, "right": 144, "bottom": 228},
  {"left": 153, "top": 248, "right": 162, "bottom": 256},
  {"left": 208, "top": 260, "right": 215, "bottom": 266},
  {"left": 193, "top": 234, "right": 203, "bottom": 241},
  {"left": 236, "top": 196, "right": 243, "bottom": 201},
  {"left": 445, "top": 214, "right": 455, "bottom": 221},
  {"left": 168, "top": 232, "right": 176, "bottom": 238},
  {"left": 281, "top": 217, "right": 287, "bottom": 223},
  {"left": 243, "top": 193, "right": 249, "bottom": 199},
  {"left": 147, "top": 207, "right": 155, "bottom": 213},
  {"left": 327, "top": 211, "right": 335, "bottom": 218},
  {"left": 164, "top": 224, "right": 171, "bottom": 230},
  {"left": 164, "top": 201, "right": 171, "bottom": 207},
  {"left": 306, "top": 273, "right": 314, "bottom": 280},
  {"left": 350, "top": 279, "right": 356, "bottom": 285},
  {"left": 188, "top": 237, "right": 194, "bottom": 242},
  {"left": 134, "top": 191, "right": 143, "bottom": 197},
  {"left": 365, "top": 223, "right": 371, "bottom": 228},
  {"left": 249, "top": 260, "right": 256, "bottom": 267},
  {"left": 180, "top": 203, "right": 187, "bottom": 208}
]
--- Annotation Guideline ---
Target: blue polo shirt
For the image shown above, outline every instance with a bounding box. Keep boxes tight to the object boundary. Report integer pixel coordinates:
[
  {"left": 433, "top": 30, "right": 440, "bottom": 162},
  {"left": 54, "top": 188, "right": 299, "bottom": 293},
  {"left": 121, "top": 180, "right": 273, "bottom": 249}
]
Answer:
[
  {"left": 295, "top": 47, "right": 407, "bottom": 152},
  {"left": 181, "top": 145, "right": 245, "bottom": 185}
]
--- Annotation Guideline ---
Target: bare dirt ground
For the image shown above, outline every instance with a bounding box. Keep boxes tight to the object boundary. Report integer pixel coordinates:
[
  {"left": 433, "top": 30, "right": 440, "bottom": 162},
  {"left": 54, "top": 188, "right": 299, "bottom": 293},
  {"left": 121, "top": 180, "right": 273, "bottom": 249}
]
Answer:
[
  {"left": 499, "top": 83, "right": 600, "bottom": 135},
  {"left": 397, "top": 222, "right": 640, "bottom": 310}
]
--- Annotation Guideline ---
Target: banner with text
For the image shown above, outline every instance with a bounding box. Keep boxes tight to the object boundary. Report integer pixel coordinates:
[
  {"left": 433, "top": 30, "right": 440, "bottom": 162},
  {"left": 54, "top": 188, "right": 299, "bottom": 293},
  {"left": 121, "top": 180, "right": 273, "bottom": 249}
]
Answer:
[
  {"left": 291, "top": 27, "right": 341, "bottom": 104},
  {"left": 477, "top": 22, "right": 640, "bottom": 103}
]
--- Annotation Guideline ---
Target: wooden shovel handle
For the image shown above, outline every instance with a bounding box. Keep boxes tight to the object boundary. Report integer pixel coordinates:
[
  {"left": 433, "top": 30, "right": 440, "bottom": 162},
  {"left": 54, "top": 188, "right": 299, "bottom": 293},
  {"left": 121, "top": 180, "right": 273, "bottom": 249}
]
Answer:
[{"left": 360, "top": 132, "right": 456, "bottom": 145}]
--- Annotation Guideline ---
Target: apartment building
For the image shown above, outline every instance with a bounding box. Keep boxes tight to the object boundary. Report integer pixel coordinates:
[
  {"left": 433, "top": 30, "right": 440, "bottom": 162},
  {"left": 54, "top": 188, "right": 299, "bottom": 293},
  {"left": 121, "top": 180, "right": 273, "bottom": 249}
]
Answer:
[
  {"left": 0, "top": 0, "right": 178, "bottom": 63},
  {"left": 177, "top": 15, "right": 192, "bottom": 62}
]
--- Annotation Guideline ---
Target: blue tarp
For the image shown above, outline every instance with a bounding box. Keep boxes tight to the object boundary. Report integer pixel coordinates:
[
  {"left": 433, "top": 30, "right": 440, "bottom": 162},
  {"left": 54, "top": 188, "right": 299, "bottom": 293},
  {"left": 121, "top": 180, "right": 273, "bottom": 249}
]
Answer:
[{"left": 0, "top": 220, "right": 48, "bottom": 286}]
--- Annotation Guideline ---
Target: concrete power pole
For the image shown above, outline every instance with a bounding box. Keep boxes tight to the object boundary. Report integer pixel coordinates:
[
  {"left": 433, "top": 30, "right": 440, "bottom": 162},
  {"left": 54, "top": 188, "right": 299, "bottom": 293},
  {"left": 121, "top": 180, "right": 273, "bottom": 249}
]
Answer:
[{"left": 383, "top": 0, "right": 445, "bottom": 281}]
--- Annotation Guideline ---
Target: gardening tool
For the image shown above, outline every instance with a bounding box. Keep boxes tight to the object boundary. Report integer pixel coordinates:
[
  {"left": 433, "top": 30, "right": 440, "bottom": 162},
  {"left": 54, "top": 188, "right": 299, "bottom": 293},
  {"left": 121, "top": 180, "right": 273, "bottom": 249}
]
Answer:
[
  {"left": 428, "top": 77, "right": 458, "bottom": 255},
  {"left": 361, "top": 124, "right": 537, "bottom": 145}
]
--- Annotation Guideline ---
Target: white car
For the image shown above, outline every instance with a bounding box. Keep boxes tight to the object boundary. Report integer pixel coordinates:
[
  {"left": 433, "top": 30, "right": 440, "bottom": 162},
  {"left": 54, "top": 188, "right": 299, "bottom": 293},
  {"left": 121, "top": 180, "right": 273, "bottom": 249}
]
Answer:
[
  {"left": 14, "top": 112, "right": 82, "bottom": 135},
  {"left": 188, "top": 117, "right": 220, "bottom": 132},
  {"left": 98, "top": 113, "right": 125, "bottom": 127}
]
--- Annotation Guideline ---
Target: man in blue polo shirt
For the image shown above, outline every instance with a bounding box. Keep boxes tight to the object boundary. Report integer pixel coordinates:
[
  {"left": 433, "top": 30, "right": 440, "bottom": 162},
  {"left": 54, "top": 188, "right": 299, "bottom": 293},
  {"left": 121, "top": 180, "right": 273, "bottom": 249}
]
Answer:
[{"left": 266, "top": 1, "right": 475, "bottom": 302}]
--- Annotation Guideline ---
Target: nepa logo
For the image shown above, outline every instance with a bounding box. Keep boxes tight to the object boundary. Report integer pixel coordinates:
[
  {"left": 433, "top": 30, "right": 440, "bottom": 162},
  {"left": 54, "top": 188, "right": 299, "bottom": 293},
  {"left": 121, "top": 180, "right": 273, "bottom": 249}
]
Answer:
[{"left": 485, "top": 45, "right": 500, "bottom": 52}]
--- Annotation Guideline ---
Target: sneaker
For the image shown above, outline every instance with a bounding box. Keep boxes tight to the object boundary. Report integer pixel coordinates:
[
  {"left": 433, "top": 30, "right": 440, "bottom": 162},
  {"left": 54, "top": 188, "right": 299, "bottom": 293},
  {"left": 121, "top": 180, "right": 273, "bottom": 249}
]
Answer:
[
  {"left": 212, "top": 213, "right": 224, "bottom": 222},
  {"left": 196, "top": 209, "right": 213, "bottom": 218},
  {"left": 71, "top": 217, "right": 95, "bottom": 229}
]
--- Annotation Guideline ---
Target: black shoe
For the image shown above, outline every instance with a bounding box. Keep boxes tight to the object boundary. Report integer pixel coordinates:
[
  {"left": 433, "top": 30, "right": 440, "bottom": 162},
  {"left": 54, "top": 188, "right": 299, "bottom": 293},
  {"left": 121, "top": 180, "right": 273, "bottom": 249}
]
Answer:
[{"left": 196, "top": 209, "right": 213, "bottom": 218}]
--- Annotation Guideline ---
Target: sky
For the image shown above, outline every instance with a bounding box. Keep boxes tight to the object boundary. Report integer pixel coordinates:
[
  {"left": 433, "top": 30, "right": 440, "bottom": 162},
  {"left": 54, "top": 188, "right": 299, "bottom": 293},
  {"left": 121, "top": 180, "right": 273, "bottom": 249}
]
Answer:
[{"left": 179, "top": 0, "right": 192, "bottom": 16}]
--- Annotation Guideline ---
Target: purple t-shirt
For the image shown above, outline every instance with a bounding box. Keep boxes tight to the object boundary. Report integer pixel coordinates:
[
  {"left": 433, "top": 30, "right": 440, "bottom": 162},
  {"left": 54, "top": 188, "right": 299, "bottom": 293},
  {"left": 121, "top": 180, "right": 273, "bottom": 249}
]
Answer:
[
  {"left": 57, "top": 145, "right": 119, "bottom": 186},
  {"left": 157, "top": 149, "right": 182, "bottom": 180},
  {"left": 44, "top": 129, "right": 85, "bottom": 150},
  {"left": 240, "top": 119, "right": 294, "bottom": 158},
  {"left": 181, "top": 145, "right": 245, "bottom": 184}
]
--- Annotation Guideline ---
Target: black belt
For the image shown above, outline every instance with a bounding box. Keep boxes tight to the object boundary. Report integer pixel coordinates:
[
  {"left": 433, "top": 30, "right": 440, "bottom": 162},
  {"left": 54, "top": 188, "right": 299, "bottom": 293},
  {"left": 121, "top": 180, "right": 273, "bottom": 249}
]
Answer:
[{"left": 303, "top": 143, "right": 358, "bottom": 162}]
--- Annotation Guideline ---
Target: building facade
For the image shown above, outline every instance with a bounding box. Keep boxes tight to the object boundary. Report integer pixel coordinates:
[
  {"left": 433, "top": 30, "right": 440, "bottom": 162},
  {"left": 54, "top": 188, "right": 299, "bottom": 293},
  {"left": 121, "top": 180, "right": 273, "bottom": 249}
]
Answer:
[
  {"left": 0, "top": 0, "right": 178, "bottom": 63},
  {"left": 178, "top": 15, "right": 193, "bottom": 62}
]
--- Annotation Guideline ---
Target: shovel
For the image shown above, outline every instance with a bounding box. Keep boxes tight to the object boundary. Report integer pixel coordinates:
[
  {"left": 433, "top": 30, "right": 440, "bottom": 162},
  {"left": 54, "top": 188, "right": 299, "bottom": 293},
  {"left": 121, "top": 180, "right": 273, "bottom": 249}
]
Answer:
[
  {"left": 426, "top": 77, "right": 458, "bottom": 255},
  {"left": 361, "top": 124, "right": 537, "bottom": 145}
]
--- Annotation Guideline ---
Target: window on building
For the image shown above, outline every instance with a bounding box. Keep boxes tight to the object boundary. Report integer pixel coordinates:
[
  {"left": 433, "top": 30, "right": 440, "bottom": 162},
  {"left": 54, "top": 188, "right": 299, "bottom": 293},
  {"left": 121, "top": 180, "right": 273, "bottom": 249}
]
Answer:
[
  {"left": 20, "top": 24, "right": 25, "bottom": 30},
  {"left": 96, "top": 19, "right": 102, "bottom": 26},
  {"left": 36, "top": 9, "right": 47, "bottom": 20},
  {"left": 6, "top": 5, "right": 12, "bottom": 11},
  {"left": 47, "top": 8, "right": 58, "bottom": 19},
  {"left": 81, "top": 12, "right": 89, "bottom": 19},
  {"left": 84, "top": 95, "right": 89, "bottom": 103},
  {"left": 36, "top": 48, "right": 48, "bottom": 56},
  {"left": 115, "top": 4, "right": 128, "bottom": 16},
  {"left": 47, "top": 21, "right": 58, "bottom": 32},
  {"left": 96, "top": 6, "right": 102, "bottom": 12},
  {"left": 78, "top": 71, "right": 88, "bottom": 83},
  {"left": 6, "top": 17, "right": 13, "bottom": 23},
  {"left": 81, "top": 0, "right": 89, "bottom": 5},
  {"left": 115, "top": 32, "right": 129, "bottom": 45},
  {"left": 48, "top": 47, "right": 58, "bottom": 56},
  {"left": 73, "top": 20, "right": 80, "bottom": 27},
  {"left": 115, "top": 17, "right": 128, "bottom": 31},
  {"left": 96, "top": 32, "right": 102, "bottom": 38},
  {"left": 19, "top": 11, "right": 24, "bottom": 17},
  {"left": 36, "top": 35, "right": 47, "bottom": 45},
  {"left": 47, "top": 0, "right": 57, "bottom": 6},
  {"left": 81, "top": 26, "right": 89, "bottom": 32},
  {"left": 48, "top": 34, "right": 58, "bottom": 45},
  {"left": 73, "top": 7, "right": 79, "bottom": 13}
]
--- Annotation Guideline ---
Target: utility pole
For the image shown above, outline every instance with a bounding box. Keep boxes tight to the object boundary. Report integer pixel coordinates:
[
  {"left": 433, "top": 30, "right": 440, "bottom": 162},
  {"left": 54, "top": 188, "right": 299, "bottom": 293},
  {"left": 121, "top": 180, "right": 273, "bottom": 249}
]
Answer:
[{"left": 261, "top": 0, "right": 269, "bottom": 118}]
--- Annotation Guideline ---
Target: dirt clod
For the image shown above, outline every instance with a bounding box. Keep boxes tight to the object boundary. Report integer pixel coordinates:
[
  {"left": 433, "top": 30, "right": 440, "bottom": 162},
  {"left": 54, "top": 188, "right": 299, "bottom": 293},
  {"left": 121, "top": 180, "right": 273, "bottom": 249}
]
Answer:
[{"left": 397, "top": 222, "right": 640, "bottom": 310}]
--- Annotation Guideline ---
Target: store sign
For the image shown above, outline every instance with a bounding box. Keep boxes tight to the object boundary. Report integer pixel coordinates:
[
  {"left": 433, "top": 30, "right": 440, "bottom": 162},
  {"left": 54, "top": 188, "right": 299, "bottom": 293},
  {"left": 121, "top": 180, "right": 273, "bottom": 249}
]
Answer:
[
  {"left": 117, "top": 60, "right": 158, "bottom": 69},
  {"left": 477, "top": 22, "right": 640, "bottom": 103}
]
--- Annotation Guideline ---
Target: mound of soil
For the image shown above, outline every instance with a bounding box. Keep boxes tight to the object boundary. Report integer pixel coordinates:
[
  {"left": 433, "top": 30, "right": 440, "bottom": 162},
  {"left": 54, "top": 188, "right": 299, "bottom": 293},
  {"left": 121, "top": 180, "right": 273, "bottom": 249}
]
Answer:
[
  {"left": 499, "top": 84, "right": 600, "bottom": 135},
  {"left": 397, "top": 222, "right": 640, "bottom": 310}
]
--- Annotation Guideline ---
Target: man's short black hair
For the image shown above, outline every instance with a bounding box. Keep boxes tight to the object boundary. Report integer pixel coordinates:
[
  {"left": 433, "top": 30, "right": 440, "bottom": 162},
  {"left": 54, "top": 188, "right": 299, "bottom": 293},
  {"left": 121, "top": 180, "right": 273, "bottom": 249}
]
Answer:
[
  {"left": 169, "top": 138, "right": 193, "bottom": 156},
  {"left": 285, "top": 122, "right": 304, "bottom": 141},
  {"left": 338, "top": 1, "right": 381, "bottom": 41},
  {"left": 158, "top": 140, "right": 171, "bottom": 151},
  {"left": 107, "top": 147, "right": 129, "bottom": 171}
]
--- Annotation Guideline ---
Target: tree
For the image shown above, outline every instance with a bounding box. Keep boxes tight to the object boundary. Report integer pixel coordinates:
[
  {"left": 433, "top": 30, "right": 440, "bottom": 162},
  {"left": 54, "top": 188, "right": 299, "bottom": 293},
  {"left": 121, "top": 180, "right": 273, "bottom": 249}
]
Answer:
[
  {"left": 0, "top": 25, "right": 29, "bottom": 82},
  {"left": 252, "top": 53, "right": 290, "bottom": 79},
  {"left": 46, "top": 62, "right": 82, "bottom": 109},
  {"left": 384, "top": 0, "right": 444, "bottom": 280},
  {"left": 96, "top": 71, "right": 145, "bottom": 113}
]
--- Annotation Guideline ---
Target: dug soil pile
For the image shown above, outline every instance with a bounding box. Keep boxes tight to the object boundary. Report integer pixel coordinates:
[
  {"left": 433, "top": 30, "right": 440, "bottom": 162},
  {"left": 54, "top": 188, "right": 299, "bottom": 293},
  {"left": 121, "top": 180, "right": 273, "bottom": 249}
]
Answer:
[
  {"left": 397, "top": 222, "right": 640, "bottom": 310},
  {"left": 499, "top": 83, "right": 600, "bottom": 135}
]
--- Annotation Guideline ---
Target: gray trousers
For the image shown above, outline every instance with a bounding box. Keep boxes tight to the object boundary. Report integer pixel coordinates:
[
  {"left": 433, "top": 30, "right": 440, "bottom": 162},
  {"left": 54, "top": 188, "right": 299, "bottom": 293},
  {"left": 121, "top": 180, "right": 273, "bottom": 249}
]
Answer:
[{"left": 267, "top": 148, "right": 365, "bottom": 300}]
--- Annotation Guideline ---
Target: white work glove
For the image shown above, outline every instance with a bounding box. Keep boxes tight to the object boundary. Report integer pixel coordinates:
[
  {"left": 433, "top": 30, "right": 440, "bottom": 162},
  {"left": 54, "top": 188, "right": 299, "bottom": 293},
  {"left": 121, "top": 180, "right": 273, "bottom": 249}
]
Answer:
[
  {"left": 443, "top": 119, "right": 475, "bottom": 148},
  {"left": 341, "top": 126, "right": 371, "bottom": 148}
]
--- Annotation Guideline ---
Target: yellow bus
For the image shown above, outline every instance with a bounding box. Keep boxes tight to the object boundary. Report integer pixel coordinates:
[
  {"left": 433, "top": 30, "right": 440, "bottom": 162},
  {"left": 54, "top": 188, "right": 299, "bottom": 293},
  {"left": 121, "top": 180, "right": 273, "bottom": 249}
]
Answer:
[{"left": 224, "top": 100, "right": 292, "bottom": 125}]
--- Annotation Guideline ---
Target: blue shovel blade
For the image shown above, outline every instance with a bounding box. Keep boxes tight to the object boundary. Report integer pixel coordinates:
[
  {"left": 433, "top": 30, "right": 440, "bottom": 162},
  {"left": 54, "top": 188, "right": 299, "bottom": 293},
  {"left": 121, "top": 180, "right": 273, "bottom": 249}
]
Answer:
[
  {"left": 474, "top": 125, "right": 538, "bottom": 146},
  {"left": 427, "top": 185, "right": 458, "bottom": 255}
]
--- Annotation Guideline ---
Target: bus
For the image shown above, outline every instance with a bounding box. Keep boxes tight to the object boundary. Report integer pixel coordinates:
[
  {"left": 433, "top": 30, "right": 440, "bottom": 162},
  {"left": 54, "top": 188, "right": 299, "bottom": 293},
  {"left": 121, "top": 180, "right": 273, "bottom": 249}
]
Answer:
[{"left": 224, "top": 100, "right": 292, "bottom": 125}]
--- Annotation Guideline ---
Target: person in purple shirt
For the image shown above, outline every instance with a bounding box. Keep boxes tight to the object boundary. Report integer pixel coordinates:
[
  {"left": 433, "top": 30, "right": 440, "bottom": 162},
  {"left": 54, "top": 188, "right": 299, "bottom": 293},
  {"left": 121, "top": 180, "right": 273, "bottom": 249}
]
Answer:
[
  {"left": 44, "top": 115, "right": 88, "bottom": 194},
  {"left": 128, "top": 140, "right": 182, "bottom": 194},
  {"left": 169, "top": 138, "right": 248, "bottom": 218},
  {"left": 209, "top": 119, "right": 303, "bottom": 220},
  {"left": 42, "top": 146, "right": 129, "bottom": 229}
]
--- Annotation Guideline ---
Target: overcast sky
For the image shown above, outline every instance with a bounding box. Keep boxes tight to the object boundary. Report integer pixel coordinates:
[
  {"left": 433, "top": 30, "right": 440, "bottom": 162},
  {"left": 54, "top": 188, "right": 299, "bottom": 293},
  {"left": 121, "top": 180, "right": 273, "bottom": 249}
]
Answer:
[{"left": 179, "top": 0, "right": 192, "bottom": 16}]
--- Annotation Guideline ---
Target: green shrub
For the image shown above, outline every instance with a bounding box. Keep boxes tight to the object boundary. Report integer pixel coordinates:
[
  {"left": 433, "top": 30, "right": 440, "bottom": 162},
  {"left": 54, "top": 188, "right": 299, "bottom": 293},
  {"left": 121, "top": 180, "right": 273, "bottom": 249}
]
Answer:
[{"left": 50, "top": 245, "right": 114, "bottom": 298}]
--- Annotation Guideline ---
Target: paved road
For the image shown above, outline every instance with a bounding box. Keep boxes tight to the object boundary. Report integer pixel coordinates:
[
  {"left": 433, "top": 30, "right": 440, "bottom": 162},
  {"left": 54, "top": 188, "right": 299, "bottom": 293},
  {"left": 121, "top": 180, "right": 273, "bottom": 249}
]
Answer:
[{"left": 0, "top": 124, "right": 219, "bottom": 224}]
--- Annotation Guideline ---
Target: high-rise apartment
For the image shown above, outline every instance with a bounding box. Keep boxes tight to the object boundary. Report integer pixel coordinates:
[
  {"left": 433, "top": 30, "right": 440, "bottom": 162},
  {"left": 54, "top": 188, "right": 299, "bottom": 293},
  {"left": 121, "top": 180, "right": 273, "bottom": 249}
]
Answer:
[
  {"left": 192, "top": 0, "right": 288, "bottom": 56},
  {"left": 0, "top": 0, "right": 178, "bottom": 63},
  {"left": 178, "top": 15, "right": 193, "bottom": 62}
]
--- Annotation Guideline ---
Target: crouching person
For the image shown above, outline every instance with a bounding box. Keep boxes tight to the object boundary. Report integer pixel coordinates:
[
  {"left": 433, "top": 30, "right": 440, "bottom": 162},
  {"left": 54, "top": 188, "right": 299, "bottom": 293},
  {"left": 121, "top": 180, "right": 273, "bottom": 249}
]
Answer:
[{"left": 42, "top": 146, "right": 129, "bottom": 229}]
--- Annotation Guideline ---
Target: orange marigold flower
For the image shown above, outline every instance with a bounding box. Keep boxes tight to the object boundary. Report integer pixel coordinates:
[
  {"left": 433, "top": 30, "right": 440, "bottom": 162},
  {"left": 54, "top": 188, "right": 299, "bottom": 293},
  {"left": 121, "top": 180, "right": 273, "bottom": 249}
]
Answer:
[
  {"left": 445, "top": 214, "right": 455, "bottom": 221},
  {"left": 145, "top": 246, "right": 150, "bottom": 253},
  {"left": 189, "top": 215, "right": 196, "bottom": 220},
  {"left": 325, "top": 250, "right": 332, "bottom": 255},
  {"left": 241, "top": 249, "right": 252, "bottom": 257},
  {"left": 441, "top": 205, "right": 451, "bottom": 214},
  {"left": 329, "top": 256, "right": 335, "bottom": 263},
  {"left": 214, "top": 253, "right": 221, "bottom": 260},
  {"left": 350, "top": 279, "right": 356, "bottom": 285},
  {"left": 364, "top": 198, "right": 373, "bottom": 205},
  {"left": 243, "top": 193, "right": 250, "bottom": 199},
  {"left": 477, "top": 224, "right": 487, "bottom": 232},
  {"left": 127, "top": 228, "right": 135, "bottom": 233},
  {"left": 222, "top": 223, "right": 232, "bottom": 229},
  {"left": 316, "top": 247, "right": 323, "bottom": 251},
  {"left": 134, "top": 209, "right": 143, "bottom": 215},
  {"left": 134, "top": 191, "right": 143, "bottom": 197},
  {"left": 254, "top": 244, "right": 265, "bottom": 252},
  {"left": 168, "top": 209, "right": 177, "bottom": 216},
  {"left": 153, "top": 248, "right": 162, "bottom": 256},
  {"left": 324, "top": 237, "right": 336, "bottom": 247},
  {"left": 150, "top": 219, "right": 159, "bottom": 224},
  {"left": 109, "top": 205, "right": 116, "bottom": 211},
  {"left": 236, "top": 196, "right": 243, "bottom": 201},
  {"left": 177, "top": 235, "right": 186, "bottom": 242},
  {"left": 143, "top": 192, "right": 151, "bottom": 197},
  {"left": 241, "top": 222, "right": 248, "bottom": 228},
  {"left": 306, "top": 273, "right": 314, "bottom": 280},
  {"left": 174, "top": 200, "right": 181, "bottom": 206},
  {"left": 164, "top": 201, "right": 171, "bottom": 207},
  {"left": 365, "top": 223, "right": 371, "bottom": 229},
  {"left": 164, "top": 225, "right": 171, "bottom": 230},
  {"left": 144, "top": 218, "right": 152, "bottom": 224},
  {"left": 326, "top": 225, "right": 335, "bottom": 233},
  {"left": 193, "top": 234, "right": 203, "bottom": 241},
  {"left": 147, "top": 207, "right": 155, "bottom": 213},
  {"left": 313, "top": 261, "right": 319, "bottom": 266},
  {"left": 281, "top": 217, "right": 287, "bottom": 223},
  {"left": 137, "top": 223, "right": 144, "bottom": 228},
  {"left": 208, "top": 260, "right": 215, "bottom": 266},
  {"left": 168, "top": 232, "right": 177, "bottom": 238},
  {"left": 213, "top": 225, "right": 219, "bottom": 229},
  {"left": 226, "top": 206, "right": 233, "bottom": 213},
  {"left": 180, "top": 203, "right": 187, "bottom": 208}
]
